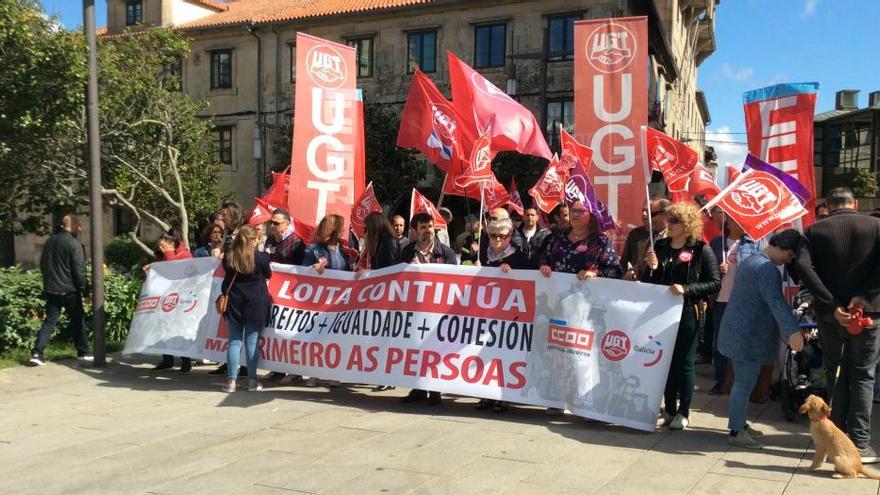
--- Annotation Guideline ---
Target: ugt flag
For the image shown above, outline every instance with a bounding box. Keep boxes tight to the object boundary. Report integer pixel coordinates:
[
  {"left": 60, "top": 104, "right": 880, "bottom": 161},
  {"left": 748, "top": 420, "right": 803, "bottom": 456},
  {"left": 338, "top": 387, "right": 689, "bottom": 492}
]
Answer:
[
  {"left": 743, "top": 154, "right": 812, "bottom": 206},
  {"left": 397, "top": 69, "right": 475, "bottom": 174},
  {"left": 560, "top": 127, "right": 593, "bottom": 173},
  {"left": 565, "top": 160, "right": 615, "bottom": 232},
  {"left": 508, "top": 177, "right": 525, "bottom": 214},
  {"left": 351, "top": 182, "right": 383, "bottom": 238},
  {"left": 743, "top": 82, "right": 819, "bottom": 225},
  {"left": 453, "top": 127, "right": 495, "bottom": 189},
  {"left": 688, "top": 164, "right": 721, "bottom": 202},
  {"left": 704, "top": 169, "right": 808, "bottom": 241},
  {"left": 642, "top": 126, "right": 698, "bottom": 193},
  {"left": 410, "top": 189, "right": 447, "bottom": 228},
  {"left": 529, "top": 154, "right": 567, "bottom": 214},
  {"left": 448, "top": 52, "right": 551, "bottom": 160}
]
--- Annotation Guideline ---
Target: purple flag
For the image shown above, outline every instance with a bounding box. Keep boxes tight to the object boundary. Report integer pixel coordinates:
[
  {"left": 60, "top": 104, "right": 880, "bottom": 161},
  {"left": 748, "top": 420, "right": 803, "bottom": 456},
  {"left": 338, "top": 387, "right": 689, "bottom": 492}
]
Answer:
[
  {"left": 564, "top": 161, "right": 615, "bottom": 231},
  {"left": 742, "top": 154, "right": 812, "bottom": 206}
]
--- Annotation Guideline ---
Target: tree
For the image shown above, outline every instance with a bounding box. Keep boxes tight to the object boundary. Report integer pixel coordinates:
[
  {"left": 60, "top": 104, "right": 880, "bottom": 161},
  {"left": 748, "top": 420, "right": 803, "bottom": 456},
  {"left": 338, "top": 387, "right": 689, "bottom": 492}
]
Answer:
[
  {"left": 0, "top": 2, "right": 223, "bottom": 255},
  {"left": 363, "top": 103, "right": 425, "bottom": 208}
]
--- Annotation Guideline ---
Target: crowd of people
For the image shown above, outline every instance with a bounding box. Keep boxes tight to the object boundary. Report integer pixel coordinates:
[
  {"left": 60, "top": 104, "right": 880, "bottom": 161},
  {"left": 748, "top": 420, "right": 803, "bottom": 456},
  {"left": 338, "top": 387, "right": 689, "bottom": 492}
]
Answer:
[{"left": 27, "top": 186, "right": 880, "bottom": 463}]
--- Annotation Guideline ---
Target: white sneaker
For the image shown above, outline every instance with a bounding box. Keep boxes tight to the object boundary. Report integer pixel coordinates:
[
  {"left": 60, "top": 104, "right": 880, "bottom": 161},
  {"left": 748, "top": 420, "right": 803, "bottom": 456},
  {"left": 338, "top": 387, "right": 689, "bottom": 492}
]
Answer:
[
  {"left": 744, "top": 424, "right": 764, "bottom": 438},
  {"left": 729, "top": 430, "right": 764, "bottom": 449},
  {"left": 29, "top": 354, "right": 46, "bottom": 366},
  {"left": 248, "top": 379, "right": 263, "bottom": 392},
  {"left": 77, "top": 355, "right": 94, "bottom": 362},
  {"left": 304, "top": 377, "right": 319, "bottom": 387},
  {"left": 658, "top": 411, "right": 673, "bottom": 427},
  {"left": 221, "top": 379, "right": 236, "bottom": 393},
  {"left": 669, "top": 414, "right": 689, "bottom": 430}
]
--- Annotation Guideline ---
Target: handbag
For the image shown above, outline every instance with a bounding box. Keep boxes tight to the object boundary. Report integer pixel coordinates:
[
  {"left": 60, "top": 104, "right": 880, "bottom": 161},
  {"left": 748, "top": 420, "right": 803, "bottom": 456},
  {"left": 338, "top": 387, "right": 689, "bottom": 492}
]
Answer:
[{"left": 215, "top": 272, "right": 237, "bottom": 315}]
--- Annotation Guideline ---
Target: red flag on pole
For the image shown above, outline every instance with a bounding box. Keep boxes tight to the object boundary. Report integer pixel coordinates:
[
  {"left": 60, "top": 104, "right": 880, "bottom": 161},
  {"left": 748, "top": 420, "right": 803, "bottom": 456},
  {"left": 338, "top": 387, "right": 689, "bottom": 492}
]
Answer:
[
  {"left": 350, "top": 182, "right": 382, "bottom": 238},
  {"left": 643, "top": 126, "right": 699, "bottom": 192},
  {"left": 448, "top": 52, "right": 551, "bottom": 160},
  {"left": 410, "top": 189, "right": 448, "bottom": 228},
  {"left": 247, "top": 197, "right": 275, "bottom": 225},
  {"left": 397, "top": 69, "right": 474, "bottom": 174},
  {"left": 262, "top": 170, "right": 290, "bottom": 208},
  {"left": 453, "top": 127, "right": 495, "bottom": 189},
  {"left": 688, "top": 164, "right": 721, "bottom": 201},
  {"left": 559, "top": 127, "right": 593, "bottom": 173},
  {"left": 528, "top": 154, "right": 567, "bottom": 214},
  {"left": 508, "top": 177, "right": 525, "bottom": 214},
  {"left": 704, "top": 169, "right": 808, "bottom": 241}
]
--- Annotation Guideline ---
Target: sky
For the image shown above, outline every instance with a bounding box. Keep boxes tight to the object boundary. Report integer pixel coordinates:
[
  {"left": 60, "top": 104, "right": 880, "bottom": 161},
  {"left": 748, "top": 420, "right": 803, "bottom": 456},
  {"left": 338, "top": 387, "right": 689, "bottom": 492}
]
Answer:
[{"left": 42, "top": 1, "right": 880, "bottom": 169}]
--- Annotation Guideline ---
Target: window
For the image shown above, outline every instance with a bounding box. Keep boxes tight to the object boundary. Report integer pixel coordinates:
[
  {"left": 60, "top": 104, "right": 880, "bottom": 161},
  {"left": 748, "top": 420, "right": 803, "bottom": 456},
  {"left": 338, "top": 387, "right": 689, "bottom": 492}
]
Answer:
[
  {"left": 125, "top": 1, "right": 143, "bottom": 26},
  {"left": 474, "top": 24, "right": 506, "bottom": 68},
  {"left": 546, "top": 99, "right": 575, "bottom": 149},
  {"left": 288, "top": 43, "right": 296, "bottom": 82},
  {"left": 210, "top": 50, "right": 232, "bottom": 89},
  {"left": 346, "top": 38, "right": 374, "bottom": 78},
  {"left": 548, "top": 14, "right": 580, "bottom": 61},
  {"left": 407, "top": 31, "right": 437, "bottom": 73},
  {"left": 214, "top": 126, "right": 234, "bottom": 170}
]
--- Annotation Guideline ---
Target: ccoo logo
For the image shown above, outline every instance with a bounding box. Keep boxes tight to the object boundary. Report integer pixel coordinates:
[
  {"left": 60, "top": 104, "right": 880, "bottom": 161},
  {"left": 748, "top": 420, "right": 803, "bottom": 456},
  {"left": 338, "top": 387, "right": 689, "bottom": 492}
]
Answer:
[
  {"left": 600, "top": 329, "right": 631, "bottom": 361},
  {"left": 728, "top": 176, "right": 782, "bottom": 217},
  {"left": 306, "top": 45, "right": 348, "bottom": 89},
  {"left": 586, "top": 23, "right": 637, "bottom": 74}
]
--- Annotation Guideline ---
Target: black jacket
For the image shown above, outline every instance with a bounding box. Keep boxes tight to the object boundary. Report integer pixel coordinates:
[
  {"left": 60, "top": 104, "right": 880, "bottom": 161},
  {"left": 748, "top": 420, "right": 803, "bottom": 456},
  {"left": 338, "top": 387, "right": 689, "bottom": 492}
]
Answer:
[
  {"left": 401, "top": 240, "right": 458, "bottom": 265},
  {"left": 40, "top": 230, "right": 86, "bottom": 295},
  {"left": 371, "top": 232, "right": 400, "bottom": 270},
  {"left": 483, "top": 247, "right": 531, "bottom": 270},
  {"left": 795, "top": 209, "right": 880, "bottom": 314},
  {"left": 640, "top": 238, "right": 721, "bottom": 303},
  {"left": 265, "top": 230, "right": 306, "bottom": 265},
  {"left": 221, "top": 252, "right": 272, "bottom": 326},
  {"left": 516, "top": 227, "right": 551, "bottom": 264}
]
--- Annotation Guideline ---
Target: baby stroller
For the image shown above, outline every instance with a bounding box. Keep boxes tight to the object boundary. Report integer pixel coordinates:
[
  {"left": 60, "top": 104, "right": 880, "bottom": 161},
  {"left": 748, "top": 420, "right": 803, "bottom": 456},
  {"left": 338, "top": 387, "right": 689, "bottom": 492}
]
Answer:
[{"left": 775, "top": 289, "right": 827, "bottom": 421}]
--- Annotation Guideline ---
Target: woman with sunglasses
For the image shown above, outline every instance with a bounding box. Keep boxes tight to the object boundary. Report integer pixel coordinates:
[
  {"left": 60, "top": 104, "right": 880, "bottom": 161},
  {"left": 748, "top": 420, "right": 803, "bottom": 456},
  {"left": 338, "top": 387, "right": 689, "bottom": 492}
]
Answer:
[
  {"left": 475, "top": 216, "right": 531, "bottom": 413},
  {"left": 642, "top": 202, "right": 721, "bottom": 431},
  {"left": 539, "top": 200, "right": 623, "bottom": 281}
]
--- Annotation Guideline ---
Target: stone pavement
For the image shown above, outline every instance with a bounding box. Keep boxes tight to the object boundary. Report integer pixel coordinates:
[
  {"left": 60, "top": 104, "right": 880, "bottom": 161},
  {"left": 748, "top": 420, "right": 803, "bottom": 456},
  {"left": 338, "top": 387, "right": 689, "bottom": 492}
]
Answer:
[{"left": 2, "top": 355, "right": 879, "bottom": 495}]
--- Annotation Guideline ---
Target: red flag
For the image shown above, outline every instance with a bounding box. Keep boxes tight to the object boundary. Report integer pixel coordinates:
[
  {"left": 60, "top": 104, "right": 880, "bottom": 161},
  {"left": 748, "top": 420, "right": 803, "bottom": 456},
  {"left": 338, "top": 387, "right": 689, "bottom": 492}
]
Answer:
[
  {"left": 725, "top": 163, "right": 742, "bottom": 185},
  {"left": 705, "top": 169, "right": 808, "bottom": 241},
  {"left": 508, "top": 177, "right": 525, "bottom": 214},
  {"left": 410, "top": 189, "right": 447, "bottom": 228},
  {"left": 643, "top": 126, "right": 699, "bottom": 192},
  {"left": 441, "top": 172, "right": 481, "bottom": 201},
  {"left": 293, "top": 218, "right": 316, "bottom": 244},
  {"left": 397, "top": 69, "right": 475, "bottom": 174},
  {"left": 247, "top": 198, "right": 275, "bottom": 225},
  {"left": 350, "top": 182, "right": 383, "bottom": 238},
  {"left": 262, "top": 170, "right": 290, "bottom": 208},
  {"left": 559, "top": 127, "right": 593, "bottom": 173},
  {"left": 484, "top": 175, "right": 515, "bottom": 212},
  {"left": 688, "top": 164, "right": 721, "bottom": 201},
  {"left": 453, "top": 127, "right": 495, "bottom": 189},
  {"left": 528, "top": 154, "right": 567, "bottom": 214},
  {"left": 448, "top": 52, "right": 551, "bottom": 160}
]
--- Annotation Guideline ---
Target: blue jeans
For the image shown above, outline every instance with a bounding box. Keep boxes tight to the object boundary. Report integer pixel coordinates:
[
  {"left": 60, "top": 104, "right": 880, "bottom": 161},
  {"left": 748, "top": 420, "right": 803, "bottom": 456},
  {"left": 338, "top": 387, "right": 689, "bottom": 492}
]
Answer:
[
  {"left": 712, "top": 302, "right": 728, "bottom": 384},
  {"left": 32, "top": 292, "right": 89, "bottom": 357},
  {"left": 728, "top": 359, "right": 763, "bottom": 432},
  {"left": 226, "top": 319, "right": 261, "bottom": 380}
]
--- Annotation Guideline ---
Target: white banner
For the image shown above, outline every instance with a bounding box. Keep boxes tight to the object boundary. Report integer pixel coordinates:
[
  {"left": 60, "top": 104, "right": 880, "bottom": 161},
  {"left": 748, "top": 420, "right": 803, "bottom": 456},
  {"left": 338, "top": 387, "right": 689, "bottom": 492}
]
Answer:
[{"left": 128, "top": 261, "right": 682, "bottom": 431}]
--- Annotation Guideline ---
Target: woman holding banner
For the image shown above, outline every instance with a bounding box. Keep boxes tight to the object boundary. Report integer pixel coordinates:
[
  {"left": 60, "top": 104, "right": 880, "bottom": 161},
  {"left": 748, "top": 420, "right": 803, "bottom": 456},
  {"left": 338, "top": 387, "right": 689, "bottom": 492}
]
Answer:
[
  {"left": 643, "top": 202, "right": 721, "bottom": 430},
  {"left": 538, "top": 200, "right": 623, "bottom": 281},
  {"left": 220, "top": 225, "right": 272, "bottom": 393},
  {"left": 150, "top": 229, "right": 193, "bottom": 373},
  {"left": 355, "top": 212, "right": 400, "bottom": 274},
  {"left": 303, "top": 214, "right": 357, "bottom": 274}
]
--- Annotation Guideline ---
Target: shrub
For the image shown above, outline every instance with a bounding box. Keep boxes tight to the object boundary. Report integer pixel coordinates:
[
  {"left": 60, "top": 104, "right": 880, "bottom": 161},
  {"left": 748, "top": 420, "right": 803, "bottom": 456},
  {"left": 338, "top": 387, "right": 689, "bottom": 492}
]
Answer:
[
  {"left": 0, "top": 264, "right": 143, "bottom": 354},
  {"left": 105, "top": 235, "right": 150, "bottom": 273},
  {"left": 852, "top": 168, "right": 878, "bottom": 198}
]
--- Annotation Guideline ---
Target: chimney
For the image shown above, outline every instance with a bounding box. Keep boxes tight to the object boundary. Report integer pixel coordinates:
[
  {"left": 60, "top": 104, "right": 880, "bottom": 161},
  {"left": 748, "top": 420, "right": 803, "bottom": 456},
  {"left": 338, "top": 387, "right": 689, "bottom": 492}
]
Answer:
[
  {"left": 870, "top": 91, "right": 880, "bottom": 108},
  {"left": 835, "top": 90, "right": 859, "bottom": 111}
]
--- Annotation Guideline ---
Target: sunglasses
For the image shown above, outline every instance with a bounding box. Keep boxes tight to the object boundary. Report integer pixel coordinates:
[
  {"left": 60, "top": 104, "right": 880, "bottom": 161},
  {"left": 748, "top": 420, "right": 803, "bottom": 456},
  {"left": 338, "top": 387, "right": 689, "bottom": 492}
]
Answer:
[
  {"left": 489, "top": 233, "right": 510, "bottom": 240},
  {"left": 270, "top": 220, "right": 284, "bottom": 226},
  {"left": 667, "top": 216, "right": 681, "bottom": 225},
  {"left": 650, "top": 210, "right": 665, "bottom": 217}
]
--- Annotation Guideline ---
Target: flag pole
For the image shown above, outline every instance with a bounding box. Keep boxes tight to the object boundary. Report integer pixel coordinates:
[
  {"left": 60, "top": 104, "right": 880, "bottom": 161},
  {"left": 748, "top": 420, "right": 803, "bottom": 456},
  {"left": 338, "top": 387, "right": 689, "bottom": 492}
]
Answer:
[
  {"left": 721, "top": 215, "right": 727, "bottom": 263},
  {"left": 476, "top": 182, "right": 486, "bottom": 266},
  {"left": 639, "top": 126, "right": 655, "bottom": 252}
]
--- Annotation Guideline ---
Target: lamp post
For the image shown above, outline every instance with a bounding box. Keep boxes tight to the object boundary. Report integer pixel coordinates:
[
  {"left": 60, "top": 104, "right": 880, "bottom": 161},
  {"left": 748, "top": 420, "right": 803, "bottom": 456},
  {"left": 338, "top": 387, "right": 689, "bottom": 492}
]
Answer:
[{"left": 83, "top": 0, "right": 105, "bottom": 367}]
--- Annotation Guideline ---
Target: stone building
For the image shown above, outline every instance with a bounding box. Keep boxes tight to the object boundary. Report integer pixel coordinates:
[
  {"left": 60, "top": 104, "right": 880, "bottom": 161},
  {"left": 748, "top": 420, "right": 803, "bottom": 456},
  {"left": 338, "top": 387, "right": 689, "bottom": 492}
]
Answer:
[{"left": 107, "top": 0, "right": 718, "bottom": 205}]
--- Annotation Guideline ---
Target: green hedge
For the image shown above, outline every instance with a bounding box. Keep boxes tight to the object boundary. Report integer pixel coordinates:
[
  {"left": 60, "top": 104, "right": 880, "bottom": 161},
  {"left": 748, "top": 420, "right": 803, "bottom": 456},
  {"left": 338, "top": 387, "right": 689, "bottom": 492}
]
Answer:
[{"left": 0, "top": 265, "right": 143, "bottom": 354}]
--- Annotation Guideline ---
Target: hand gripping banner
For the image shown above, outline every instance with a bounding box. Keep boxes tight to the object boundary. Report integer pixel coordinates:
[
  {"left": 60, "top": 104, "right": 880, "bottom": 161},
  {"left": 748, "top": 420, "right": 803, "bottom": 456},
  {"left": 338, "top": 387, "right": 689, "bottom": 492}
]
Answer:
[{"left": 127, "top": 261, "right": 684, "bottom": 432}]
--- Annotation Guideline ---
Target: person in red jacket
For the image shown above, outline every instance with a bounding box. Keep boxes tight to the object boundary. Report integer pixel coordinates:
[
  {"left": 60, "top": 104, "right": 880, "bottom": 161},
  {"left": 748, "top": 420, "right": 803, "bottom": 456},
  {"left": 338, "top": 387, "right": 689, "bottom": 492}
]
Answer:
[{"left": 149, "top": 229, "right": 193, "bottom": 372}]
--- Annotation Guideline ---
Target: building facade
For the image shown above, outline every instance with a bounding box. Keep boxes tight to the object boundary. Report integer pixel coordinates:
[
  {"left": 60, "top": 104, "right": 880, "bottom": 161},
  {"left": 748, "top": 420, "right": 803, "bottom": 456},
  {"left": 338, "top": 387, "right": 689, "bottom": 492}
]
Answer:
[
  {"left": 107, "top": 0, "right": 718, "bottom": 206},
  {"left": 814, "top": 89, "right": 880, "bottom": 200}
]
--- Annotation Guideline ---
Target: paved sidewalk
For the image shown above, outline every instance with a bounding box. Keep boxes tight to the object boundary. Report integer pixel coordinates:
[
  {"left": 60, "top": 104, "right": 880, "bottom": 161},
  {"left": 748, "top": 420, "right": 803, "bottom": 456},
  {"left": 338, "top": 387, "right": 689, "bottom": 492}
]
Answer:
[{"left": 2, "top": 355, "right": 879, "bottom": 495}]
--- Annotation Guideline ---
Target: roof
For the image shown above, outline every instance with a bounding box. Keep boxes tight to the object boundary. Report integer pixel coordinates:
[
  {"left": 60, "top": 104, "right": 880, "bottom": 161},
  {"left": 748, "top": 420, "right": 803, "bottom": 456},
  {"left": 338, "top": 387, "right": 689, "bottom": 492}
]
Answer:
[
  {"left": 185, "top": 0, "right": 228, "bottom": 11},
  {"left": 815, "top": 107, "right": 880, "bottom": 123},
  {"left": 178, "top": 0, "right": 436, "bottom": 30}
]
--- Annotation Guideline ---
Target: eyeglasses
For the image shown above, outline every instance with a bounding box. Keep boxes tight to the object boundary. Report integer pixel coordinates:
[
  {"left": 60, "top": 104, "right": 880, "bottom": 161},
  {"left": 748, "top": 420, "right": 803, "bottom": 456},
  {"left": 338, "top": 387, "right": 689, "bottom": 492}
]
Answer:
[
  {"left": 569, "top": 208, "right": 587, "bottom": 216},
  {"left": 489, "top": 233, "right": 510, "bottom": 240},
  {"left": 667, "top": 216, "right": 681, "bottom": 225},
  {"left": 270, "top": 220, "right": 284, "bottom": 226}
]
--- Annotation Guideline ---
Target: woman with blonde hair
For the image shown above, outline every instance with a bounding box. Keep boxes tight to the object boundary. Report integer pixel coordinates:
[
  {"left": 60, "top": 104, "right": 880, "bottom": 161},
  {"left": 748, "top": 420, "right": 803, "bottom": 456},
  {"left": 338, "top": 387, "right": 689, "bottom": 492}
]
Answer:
[
  {"left": 642, "top": 201, "right": 721, "bottom": 430},
  {"left": 303, "top": 214, "right": 356, "bottom": 273},
  {"left": 220, "top": 225, "right": 272, "bottom": 392}
]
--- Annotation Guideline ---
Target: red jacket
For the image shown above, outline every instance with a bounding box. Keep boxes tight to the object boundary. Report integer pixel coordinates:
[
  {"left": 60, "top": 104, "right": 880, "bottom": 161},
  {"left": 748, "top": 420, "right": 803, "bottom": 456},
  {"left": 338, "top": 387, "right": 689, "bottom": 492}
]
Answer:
[{"left": 161, "top": 244, "right": 192, "bottom": 261}]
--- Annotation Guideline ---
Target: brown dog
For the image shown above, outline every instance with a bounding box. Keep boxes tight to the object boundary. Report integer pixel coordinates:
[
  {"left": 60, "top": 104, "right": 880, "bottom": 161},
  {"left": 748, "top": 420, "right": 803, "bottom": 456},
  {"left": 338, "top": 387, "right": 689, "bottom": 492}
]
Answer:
[{"left": 799, "top": 394, "right": 880, "bottom": 479}]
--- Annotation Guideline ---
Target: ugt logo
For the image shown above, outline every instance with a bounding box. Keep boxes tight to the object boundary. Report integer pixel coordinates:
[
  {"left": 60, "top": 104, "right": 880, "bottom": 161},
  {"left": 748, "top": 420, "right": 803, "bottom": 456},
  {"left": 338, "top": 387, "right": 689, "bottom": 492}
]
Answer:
[
  {"left": 427, "top": 103, "right": 457, "bottom": 161},
  {"left": 729, "top": 178, "right": 780, "bottom": 216},
  {"left": 587, "top": 23, "right": 637, "bottom": 74},
  {"left": 600, "top": 329, "right": 631, "bottom": 362},
  {"left": 306, "top": 45, "right": 348, "bottom": 89}
]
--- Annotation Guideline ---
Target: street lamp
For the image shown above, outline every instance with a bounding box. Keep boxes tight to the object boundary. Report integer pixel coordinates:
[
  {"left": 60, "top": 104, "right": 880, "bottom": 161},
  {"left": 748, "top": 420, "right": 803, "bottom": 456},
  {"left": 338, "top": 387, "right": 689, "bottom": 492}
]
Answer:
[{"left": 83, "top": 0, "right": 105, "bottom": 367}]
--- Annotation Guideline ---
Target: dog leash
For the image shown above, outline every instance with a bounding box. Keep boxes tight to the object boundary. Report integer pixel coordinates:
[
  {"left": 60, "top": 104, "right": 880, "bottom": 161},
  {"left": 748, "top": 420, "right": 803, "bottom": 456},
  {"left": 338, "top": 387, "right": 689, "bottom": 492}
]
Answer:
[{"left": 827, "top": 339, "right": 847, "bottom": 412}]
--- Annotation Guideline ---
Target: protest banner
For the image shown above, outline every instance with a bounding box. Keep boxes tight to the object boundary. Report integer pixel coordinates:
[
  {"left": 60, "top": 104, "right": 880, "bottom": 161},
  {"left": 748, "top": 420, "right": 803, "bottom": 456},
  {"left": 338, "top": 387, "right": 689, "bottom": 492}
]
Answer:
[
  {"left": 129, "top": 261, "right": 683, "bottom": 432},
  {"left": 743, "top": 82, "right": 819, "bottom": 225},
  {"left": 124, "top": 257, "right": 222, "bottom": 358},
  {"left": 574, "top": 17, "right": 648, "bottom": 237},
  {"left": 289, "top": 33, "right": 359, "bottom": 232}
]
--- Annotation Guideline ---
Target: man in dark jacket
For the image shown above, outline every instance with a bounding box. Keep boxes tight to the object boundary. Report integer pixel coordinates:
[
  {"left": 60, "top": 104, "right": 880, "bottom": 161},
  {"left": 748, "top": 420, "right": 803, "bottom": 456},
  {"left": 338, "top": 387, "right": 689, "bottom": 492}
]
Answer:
[
  {"left": 621, "top": 198, "right": 669, "bottom": 280},
  {"left": 265, "top": 209, "right": 306, "bottom": 265},
  {"left": 399, "top": 213, "right": 457, "bottom": 405},
  {"left": 516, "top": 206, "right": 550, "bottom": 266},
  {"left": 796, "top": 187, "right": 880, "bottom": 462},
  {"left": 29, "top": 214, "right": 91, "bottom": 365}
]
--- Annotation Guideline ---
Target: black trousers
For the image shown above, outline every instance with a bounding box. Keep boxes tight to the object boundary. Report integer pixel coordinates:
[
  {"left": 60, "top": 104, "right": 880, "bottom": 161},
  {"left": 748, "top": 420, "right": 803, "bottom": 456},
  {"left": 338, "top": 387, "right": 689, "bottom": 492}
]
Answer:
[{"left": 32, "top": 292, "right": 89, "bottom": 357}]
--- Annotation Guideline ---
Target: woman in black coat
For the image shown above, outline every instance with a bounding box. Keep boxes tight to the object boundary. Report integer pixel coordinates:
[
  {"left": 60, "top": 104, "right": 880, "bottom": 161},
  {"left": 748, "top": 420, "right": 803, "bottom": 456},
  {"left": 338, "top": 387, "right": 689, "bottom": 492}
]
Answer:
[
  {"left": 220, "top": 225, "right": 272, "bottom": 393},
  {"left": 641, "top": 202, "right": 721, "bottom": 430},
  {"left": 355, "top": 212, "right": 400, "bottom": 274}
]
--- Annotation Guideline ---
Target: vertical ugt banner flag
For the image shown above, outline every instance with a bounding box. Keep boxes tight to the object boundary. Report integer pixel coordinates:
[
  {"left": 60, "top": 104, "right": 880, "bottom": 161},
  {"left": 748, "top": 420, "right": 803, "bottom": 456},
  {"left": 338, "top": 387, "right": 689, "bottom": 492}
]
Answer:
[
  {"left": 743, "top": 82, "right": 819, "bottom": 226},
  {"left": 289, "top": 33, "right": 359, "bottom": 232},
  {"left": 574, "top": 17, "right": 648, "bottom": 247}
]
